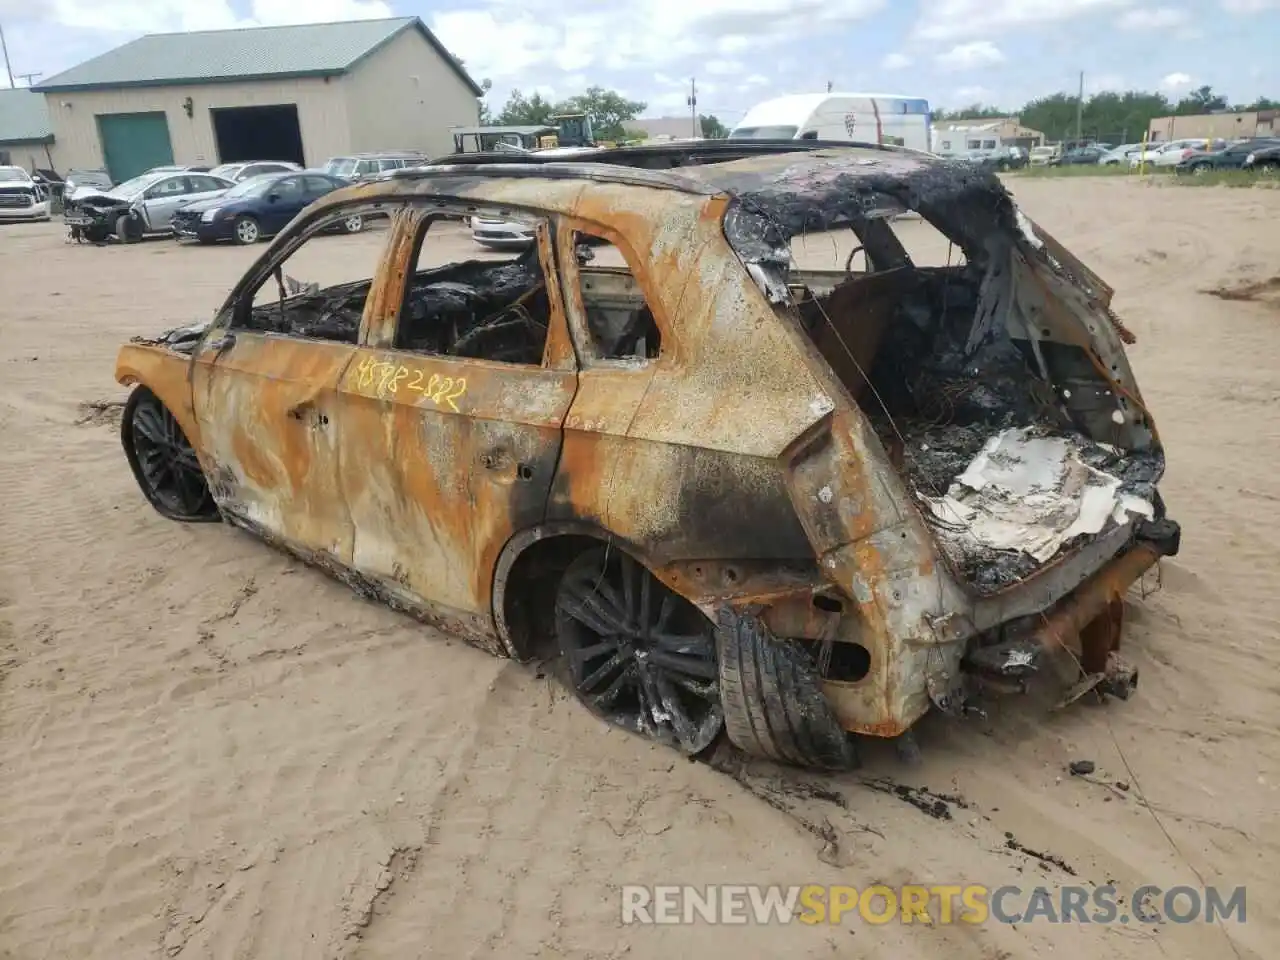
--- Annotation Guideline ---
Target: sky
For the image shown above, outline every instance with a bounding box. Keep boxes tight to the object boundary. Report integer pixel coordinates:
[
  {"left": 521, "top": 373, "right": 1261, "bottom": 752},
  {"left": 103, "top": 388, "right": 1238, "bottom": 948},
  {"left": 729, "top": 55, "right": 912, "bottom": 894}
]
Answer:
[{"left": 1, "top": 0, "right": 1277, "bottom": 124}]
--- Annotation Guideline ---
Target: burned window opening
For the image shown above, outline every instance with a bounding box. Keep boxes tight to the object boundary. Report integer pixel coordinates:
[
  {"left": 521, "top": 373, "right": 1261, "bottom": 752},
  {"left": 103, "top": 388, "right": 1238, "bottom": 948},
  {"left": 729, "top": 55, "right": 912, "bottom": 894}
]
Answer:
[
  {"left": 728, "top": 180, "right": 1163, "bottom": 594},
  {"left": 394, "top": 213, "right": 552, "bottom": 366},
  {"left": 572, "top": 230, "right": 661, "bottom": 362},
  {"left": 237, "top": 210, "right": 385, "bottom": 344}
]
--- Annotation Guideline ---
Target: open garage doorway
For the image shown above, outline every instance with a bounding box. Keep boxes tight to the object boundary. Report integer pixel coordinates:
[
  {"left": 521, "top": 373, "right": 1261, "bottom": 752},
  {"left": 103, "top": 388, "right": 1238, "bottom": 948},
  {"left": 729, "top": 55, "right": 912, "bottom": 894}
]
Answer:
[{"left": 211, "top": 105, "right": 305, "bottom": 165}]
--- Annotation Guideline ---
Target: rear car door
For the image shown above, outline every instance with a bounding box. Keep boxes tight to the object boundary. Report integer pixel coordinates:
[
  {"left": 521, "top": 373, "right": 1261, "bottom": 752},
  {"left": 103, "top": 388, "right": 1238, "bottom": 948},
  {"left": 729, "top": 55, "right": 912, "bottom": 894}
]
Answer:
[
  {"left": 333, "top": 206, "right": 578, "bottom": 622},
  {"left": 190, "top": 200, "right": 392, "bottom": 560}
]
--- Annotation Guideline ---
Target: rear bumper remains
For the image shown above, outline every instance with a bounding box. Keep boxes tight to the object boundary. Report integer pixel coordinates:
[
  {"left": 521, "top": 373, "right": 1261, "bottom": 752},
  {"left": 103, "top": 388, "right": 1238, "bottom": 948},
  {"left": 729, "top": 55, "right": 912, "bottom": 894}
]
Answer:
[{"left": 963, "top": 517, "right": 1179, "bottom": 689}]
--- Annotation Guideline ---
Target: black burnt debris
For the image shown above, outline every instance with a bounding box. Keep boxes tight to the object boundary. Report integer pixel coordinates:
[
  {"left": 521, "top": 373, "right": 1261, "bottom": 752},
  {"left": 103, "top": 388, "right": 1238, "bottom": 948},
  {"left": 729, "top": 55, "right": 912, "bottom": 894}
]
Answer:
[
  {"left": 242, "top": 249, "right": 553, "bottom": 363},
  {"left": 724, "top": 160, "right": 1163, "bottom": 594}
]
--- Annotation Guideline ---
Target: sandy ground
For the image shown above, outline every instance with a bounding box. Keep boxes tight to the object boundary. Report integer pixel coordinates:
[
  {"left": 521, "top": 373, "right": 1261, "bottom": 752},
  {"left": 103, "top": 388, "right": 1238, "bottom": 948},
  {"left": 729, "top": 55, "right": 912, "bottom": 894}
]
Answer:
[{"left": 1, "top": 179, "right": 1277, "bottom": 959}]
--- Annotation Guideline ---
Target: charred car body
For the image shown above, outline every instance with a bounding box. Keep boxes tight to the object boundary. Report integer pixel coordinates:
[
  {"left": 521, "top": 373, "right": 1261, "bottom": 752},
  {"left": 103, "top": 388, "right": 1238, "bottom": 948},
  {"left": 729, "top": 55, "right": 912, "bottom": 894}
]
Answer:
[{"left": 114, "top": 143, "right": 1179, "bottom": 769}]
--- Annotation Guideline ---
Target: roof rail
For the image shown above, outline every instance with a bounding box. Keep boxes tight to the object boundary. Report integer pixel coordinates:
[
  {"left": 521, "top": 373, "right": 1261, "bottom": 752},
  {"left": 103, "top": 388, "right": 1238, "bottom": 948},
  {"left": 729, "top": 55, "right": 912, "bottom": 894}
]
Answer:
[{"left": 406, "top": 138, "right": 929, "bottom": 175}]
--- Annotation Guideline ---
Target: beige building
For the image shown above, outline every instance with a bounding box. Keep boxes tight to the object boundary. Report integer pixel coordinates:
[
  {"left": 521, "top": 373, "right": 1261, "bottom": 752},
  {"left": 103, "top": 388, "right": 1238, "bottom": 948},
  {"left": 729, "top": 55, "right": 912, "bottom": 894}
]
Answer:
[
  {"left": 1148, "top": 110, "right": 1277, "bottom": 143},
  {"left": 33, "top": 17, "right": 482, "bottom": 181},
  {"left": 932, "top": 117, "right": 1045, "bottom": 156}
]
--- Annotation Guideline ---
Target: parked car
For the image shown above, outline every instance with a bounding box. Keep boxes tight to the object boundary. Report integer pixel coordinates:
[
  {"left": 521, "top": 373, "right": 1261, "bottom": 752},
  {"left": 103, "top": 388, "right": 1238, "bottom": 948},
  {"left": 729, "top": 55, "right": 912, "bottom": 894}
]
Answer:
[
  {"left": 323, "top": 152, "right": 428, "bottom": 183},
  {"left": 209, "top": 160, "right": 304, "bottom": 183},
  {"left": 470, "top": 213, "right": 536, "bottom": 249},
  {"left": 0, "top": 165, "right": 52, "bottom": 222},
  {"left": 1151, "top": 139, "right": 1228, "bottom": 169},
  {"left": 1054, "top": 146, "right": 1107, "bottom": 166},
  {"left": 112, "top": 141, "right": 1179, "bottom": 770},
  {"left": 959, "top": 146, "right": 1027, "bottom": 171},
  {"left": 1128, "top": 139, "right": 1220, "bottom": 169},
  {"left": 1096, "top": 143, "right": 1145, "bottom": 165},
  {"left": 1028, "top": 145, "right": 1059, "bottom": 166},
  {"left": 172, "top": 171, "right": 360, "bottom": 244},
  {"left": 1176, "top": 137, "right": 1280, "bottom": 175},
  {"left": 63, "top": 171, "right": 234, "bottom": 242},
  {"left": 62, "top": 168, "right": 115, "bottom": 204},
  {"left": 1243, "top": 142, "right": 1280, "bottom": 173}
]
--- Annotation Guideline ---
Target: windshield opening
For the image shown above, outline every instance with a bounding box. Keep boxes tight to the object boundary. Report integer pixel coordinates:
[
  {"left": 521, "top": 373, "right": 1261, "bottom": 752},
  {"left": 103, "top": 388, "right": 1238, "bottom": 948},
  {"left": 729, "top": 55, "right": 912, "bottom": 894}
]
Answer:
[
  {"left": 325, "top": 159, "right": 357, "bottom": 177},
  {"left": 729, "top": 125, "right": 799, "bottom": 140}
]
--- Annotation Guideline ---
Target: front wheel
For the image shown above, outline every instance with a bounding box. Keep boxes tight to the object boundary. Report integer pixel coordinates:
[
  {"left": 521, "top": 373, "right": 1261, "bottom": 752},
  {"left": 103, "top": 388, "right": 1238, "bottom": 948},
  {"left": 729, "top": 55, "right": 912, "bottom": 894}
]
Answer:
[
  {"left": 554, "top": 547, "right": 723, "bottom": 755},
  {"left": 342, "top": 214, "right": 363, "bottom": 234},
  {"left": 232, "top": 215, "right": 261, "bottom": 245},
  {"left": 121, "top": 388, "right": 219, "bottom": 522}
]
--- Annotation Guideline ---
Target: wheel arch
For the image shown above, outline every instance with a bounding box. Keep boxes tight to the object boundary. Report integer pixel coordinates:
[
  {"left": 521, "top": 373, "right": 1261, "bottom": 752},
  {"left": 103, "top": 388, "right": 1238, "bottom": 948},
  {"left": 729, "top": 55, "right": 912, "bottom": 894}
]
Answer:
[
  {"left": 491, "top": 521, "right": 665, "bottom": 661},
  {"left": 115, "top": 343, "right": 202, "bottom": 452}
]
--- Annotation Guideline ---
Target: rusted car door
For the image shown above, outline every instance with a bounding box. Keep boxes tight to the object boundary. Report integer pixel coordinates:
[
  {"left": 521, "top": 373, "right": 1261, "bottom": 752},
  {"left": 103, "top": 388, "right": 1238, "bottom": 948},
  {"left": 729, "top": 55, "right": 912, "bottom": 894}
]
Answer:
[
  {"left": 333, "top": 211, "right": 578, "bottom": 623},
  {"left": 189, "top": 215, "right": 386, "bottom": 563}
]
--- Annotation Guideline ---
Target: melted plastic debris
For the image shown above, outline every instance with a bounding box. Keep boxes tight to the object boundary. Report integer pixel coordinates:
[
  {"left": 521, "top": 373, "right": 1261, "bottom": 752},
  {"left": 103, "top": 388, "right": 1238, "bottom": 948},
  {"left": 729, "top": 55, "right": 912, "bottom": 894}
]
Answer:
[{"left": 923, "top": 426, "right": 1155, "bottom": 567}]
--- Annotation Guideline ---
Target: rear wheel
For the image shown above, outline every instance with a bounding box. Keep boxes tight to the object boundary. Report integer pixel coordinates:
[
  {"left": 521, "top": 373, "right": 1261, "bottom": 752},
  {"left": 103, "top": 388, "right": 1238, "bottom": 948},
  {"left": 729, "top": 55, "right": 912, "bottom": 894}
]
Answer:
[
  {"left": 716, "top": 609, "right": 859, "bottom": 771},
  {"left": 1192, "top": 163, "right": 1210, "bottom": 176},
  {"left": 232, "top": 216, "right": 261, "bottom": 245},
  {"left": 554, "top": 546, "right": 723, "bottom": 755},
  {"left": 342, "top": 214, "right": 364, "bottom": 234},
  {"left": 121, "top": 389, "right": 218, "bottom": 522}
]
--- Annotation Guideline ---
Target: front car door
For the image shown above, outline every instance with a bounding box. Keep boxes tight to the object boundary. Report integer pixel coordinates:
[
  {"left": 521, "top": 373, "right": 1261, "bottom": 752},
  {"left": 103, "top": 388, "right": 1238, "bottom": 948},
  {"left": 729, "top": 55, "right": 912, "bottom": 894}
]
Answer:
[
  {"left": 139, "top": 174, "right": 192, "bottom": 230},
  {"left": 189, "top": 197, "right": 394, "bottom": 561},
  {"left": 332, "top": 201, "right": 578, "bottom": 641},
  {"left": 260, "top": 175, "right": 307, "bottom": 234}
]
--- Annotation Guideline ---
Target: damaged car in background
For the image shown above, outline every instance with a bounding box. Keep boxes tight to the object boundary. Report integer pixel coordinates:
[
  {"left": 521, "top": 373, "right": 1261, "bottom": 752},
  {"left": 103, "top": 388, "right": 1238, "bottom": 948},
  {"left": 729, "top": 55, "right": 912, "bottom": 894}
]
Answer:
[
  {"left": 112, "top": 142, "right": 1179, "bottom": 771},
  {"left": 64, "top": 170, "right": 234, "bottom": 242}
]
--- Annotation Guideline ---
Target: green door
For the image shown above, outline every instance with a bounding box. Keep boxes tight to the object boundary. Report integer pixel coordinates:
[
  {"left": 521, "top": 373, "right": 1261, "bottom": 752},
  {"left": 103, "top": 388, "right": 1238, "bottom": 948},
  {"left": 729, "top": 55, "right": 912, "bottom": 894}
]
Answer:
[{"left": 97, "top": 112, "right": 174, "bottom": 182}]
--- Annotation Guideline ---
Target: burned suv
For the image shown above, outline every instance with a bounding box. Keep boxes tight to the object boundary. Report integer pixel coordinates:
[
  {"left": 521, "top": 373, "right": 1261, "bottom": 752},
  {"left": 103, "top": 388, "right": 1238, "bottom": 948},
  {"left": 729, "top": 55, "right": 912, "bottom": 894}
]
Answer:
[{"left": 114, "top": 143, "right": 1178, "bottom": 769}]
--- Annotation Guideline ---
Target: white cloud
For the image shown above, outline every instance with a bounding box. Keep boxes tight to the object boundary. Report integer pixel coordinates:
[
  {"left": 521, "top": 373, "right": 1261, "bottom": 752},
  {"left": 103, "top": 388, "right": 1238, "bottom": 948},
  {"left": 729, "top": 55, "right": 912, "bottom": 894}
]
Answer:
[
  {"left": 916, "top": 0, "right": 1132, "bottom": 41},
  {"left": 881, "top": 52, "right": 912, "bottom": 69},
  {"left": 434, "top": 0, "right": 886, "bottom": 81},
  {"left": 35, "top": 0, "right": 391, "bottom": 33},
  {"left": 949, "top": 85, "right": 993, "bottom": 105},
  {"left": 1116, "top": 7, "right": 1189, "bottom": 29},
  {"left": 744, "top": 73, "right": 770, "bottom": 87},
  {"left": 1220, "top": 0, "right": 1277, "bottom": 11},
  {"left": 1161, "top": 71, "right": 1194, "bottom": 91},
  {"left": 935, "top": 40, "right": 1005, "bottom": 71},
  {"left": 705, "top": 59, "right": 744, "bottom": 76}
]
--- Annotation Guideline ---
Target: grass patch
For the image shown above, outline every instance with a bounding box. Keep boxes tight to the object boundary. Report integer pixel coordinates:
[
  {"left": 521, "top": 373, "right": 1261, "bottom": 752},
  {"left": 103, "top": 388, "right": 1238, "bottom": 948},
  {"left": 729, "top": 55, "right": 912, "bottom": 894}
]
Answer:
[
  {"left": 1009, "top": 164, "right": 1135, "bottom": 179},
  {"left": 1169, "top": 169, "right": 1278, "bottom": 188}
]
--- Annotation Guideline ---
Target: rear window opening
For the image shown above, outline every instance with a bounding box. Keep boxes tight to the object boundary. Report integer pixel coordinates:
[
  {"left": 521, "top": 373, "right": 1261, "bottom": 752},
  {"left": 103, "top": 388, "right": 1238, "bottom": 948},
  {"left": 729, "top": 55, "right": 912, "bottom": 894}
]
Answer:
[{"left": 747, "top": 200, "right": 1163, "bottom": 593}]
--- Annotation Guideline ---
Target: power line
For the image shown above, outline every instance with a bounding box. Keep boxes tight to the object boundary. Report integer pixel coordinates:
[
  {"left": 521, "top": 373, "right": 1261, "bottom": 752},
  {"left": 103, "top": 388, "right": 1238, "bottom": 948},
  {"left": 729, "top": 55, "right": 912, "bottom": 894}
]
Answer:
[{"left": 0, "top": 23, "right": 14, "bottom": 88}]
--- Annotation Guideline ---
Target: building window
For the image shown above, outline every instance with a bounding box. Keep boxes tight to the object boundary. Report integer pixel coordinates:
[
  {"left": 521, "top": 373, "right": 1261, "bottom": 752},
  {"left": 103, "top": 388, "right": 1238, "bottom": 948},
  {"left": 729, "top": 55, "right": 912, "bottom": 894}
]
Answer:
[{"left": 941, "top": 140, "right": 951, "bottom": 149}]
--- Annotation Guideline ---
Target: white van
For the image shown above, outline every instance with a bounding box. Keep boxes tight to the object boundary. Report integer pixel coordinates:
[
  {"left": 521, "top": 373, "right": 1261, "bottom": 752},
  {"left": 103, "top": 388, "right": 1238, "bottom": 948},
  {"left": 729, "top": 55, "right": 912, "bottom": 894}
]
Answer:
[{"left": 729, "top": 93, "right": 933, "bottom": 152}]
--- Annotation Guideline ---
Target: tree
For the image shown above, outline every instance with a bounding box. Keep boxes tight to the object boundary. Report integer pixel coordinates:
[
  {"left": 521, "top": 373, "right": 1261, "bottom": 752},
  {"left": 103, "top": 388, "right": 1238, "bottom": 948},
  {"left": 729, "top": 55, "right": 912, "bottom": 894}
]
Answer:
[
  {"left": 477, "top": 78, "right": 494, "bottom": 124},
  {"left": 1175, "top": 85, "right": 1228, "bottom": 115},
  {"left": 700, "top": 114, "right": 730, "bottom": 138},
  {"left": 495, "top": 89, "right": 557, "bottom": 126},
  {"left": 553, "top": 86, "right": 647, "bottom": 141}
]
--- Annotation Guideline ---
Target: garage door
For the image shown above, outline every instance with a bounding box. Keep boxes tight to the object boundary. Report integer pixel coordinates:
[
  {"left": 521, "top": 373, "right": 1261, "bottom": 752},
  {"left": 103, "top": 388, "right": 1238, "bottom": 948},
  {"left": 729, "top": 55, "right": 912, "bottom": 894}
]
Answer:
[{"left": 96, "top": 112, "right": 175, "bottom": 182}]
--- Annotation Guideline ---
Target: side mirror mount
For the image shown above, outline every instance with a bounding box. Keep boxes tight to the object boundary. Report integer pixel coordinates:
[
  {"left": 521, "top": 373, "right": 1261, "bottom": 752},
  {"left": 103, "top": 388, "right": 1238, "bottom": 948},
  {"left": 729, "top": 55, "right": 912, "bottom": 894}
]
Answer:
[{"left": 267, "top": 192, "right": 280, "bottom": 203}]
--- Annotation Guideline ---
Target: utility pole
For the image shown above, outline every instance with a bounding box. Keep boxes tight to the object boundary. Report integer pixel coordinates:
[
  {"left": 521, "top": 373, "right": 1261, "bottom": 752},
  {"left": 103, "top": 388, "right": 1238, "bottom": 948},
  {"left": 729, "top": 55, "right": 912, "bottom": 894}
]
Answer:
[
  {"left": 0, "top": 23, "right": 15, "bottom": 88},
  {"left": 15, "top": 71, "right": 41, "bottom": 87},
  {"left": 1075, "top": 70, "right": 1085, "bottom": 142},
  {"left": 687, "top": 78, "right": 697, "bottom": 139}
]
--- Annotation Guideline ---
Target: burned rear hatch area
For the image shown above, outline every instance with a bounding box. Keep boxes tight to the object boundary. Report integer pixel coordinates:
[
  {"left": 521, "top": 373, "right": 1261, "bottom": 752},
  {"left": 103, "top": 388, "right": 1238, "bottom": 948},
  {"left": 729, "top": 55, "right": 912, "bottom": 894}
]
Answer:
[{"left": 717, "top": 151, "right": 1171, "bottom": 594}]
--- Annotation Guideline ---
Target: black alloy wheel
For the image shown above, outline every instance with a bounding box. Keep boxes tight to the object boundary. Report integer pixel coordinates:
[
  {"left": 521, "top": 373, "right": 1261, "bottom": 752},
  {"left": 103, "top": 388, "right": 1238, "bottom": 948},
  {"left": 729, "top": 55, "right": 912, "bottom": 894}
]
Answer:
[
  {"left": 555, "top": 546, "right": 723, "bottom": 754},
  {"left": 122, "top": 389, "right": 218, "bottom": 522}
]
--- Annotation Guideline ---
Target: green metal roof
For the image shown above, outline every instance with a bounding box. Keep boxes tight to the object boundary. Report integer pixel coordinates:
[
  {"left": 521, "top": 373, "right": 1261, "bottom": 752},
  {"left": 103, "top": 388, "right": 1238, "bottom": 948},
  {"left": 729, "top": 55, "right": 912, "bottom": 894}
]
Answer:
[
  {"left": 0, "top": 88, "right": 53, "bottom": 145},
  {"left": 33, "top": 17, "right": 482, "bottom": 96}
]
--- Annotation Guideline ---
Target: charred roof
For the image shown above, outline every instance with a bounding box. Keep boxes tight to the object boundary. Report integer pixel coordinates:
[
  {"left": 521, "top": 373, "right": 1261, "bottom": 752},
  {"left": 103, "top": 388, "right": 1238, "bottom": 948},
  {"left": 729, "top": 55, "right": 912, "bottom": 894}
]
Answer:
[{"left": 389, "top": 141, "right": 1014, "bottom": 244}]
